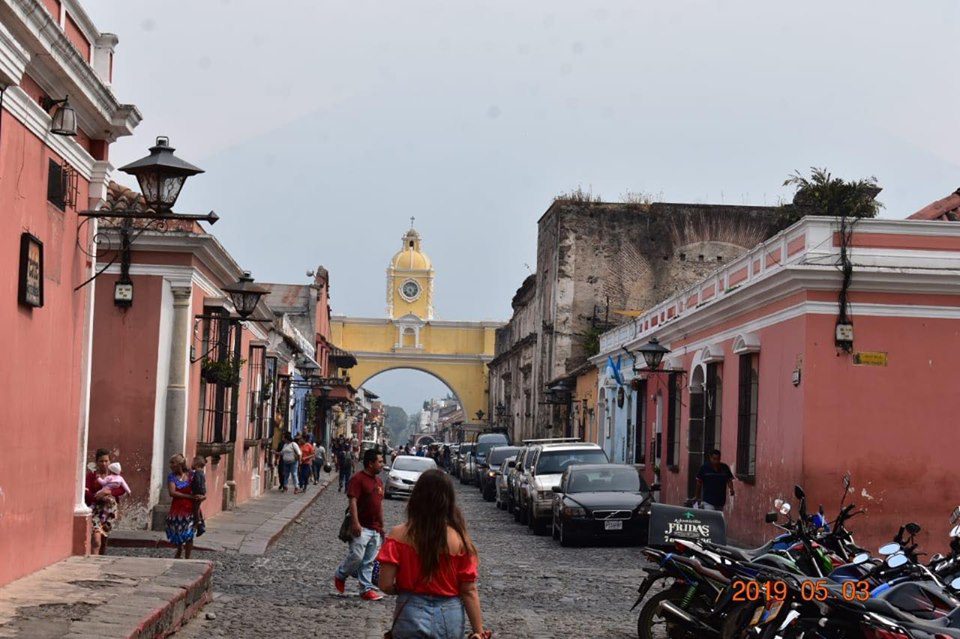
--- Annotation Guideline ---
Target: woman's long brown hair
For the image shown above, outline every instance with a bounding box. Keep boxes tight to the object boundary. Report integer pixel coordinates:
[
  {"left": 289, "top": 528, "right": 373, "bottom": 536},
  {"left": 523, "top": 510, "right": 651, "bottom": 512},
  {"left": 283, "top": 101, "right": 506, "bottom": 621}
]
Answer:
[{"left": 405, "top": 469, "right": 477, "bottom": 580}]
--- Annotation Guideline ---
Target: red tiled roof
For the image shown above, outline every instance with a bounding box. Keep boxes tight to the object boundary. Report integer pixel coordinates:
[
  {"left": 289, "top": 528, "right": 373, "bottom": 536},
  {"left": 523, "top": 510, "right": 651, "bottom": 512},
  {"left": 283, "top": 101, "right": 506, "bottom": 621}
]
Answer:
[{"left": 908, "top": 188, "right": 960, "bottom": 221}]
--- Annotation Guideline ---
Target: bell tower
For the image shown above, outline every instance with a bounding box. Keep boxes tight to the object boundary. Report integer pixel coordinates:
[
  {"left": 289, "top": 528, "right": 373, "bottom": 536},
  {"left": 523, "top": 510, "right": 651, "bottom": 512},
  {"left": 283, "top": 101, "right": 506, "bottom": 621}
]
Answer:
[{"left": 386, "top": 218, "right": 434, "bottom": 321}]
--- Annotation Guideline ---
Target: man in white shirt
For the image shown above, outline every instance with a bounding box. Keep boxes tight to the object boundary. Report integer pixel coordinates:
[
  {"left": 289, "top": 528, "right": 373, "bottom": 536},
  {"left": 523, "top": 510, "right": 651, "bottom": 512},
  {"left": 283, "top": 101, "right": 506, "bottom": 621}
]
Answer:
[
  {"left": 277, "top": 432, "right": 301, "bottom": 493},
  {"left": 312, "top": 439, "right": 327, "bottom": 484}
]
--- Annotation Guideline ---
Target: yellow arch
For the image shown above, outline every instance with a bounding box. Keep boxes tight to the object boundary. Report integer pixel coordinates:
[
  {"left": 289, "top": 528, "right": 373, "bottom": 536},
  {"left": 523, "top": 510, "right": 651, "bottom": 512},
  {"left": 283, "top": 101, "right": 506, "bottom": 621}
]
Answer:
[
  {"left": 331, "top": 317, "right": 501, "bottom": 422},
  {"left": 350, "top": 357, "right": 489, "bottom": 422}
]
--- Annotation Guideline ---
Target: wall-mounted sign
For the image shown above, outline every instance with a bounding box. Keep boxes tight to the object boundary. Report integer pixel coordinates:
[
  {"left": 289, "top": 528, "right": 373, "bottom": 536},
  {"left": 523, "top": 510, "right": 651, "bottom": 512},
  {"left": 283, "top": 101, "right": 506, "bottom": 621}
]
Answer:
[
  {"left": 853, "top": 351, "right": 887, "bottom": 367},
  {"left": 18, "top": 233, "right": 43, "bottom": 307}
]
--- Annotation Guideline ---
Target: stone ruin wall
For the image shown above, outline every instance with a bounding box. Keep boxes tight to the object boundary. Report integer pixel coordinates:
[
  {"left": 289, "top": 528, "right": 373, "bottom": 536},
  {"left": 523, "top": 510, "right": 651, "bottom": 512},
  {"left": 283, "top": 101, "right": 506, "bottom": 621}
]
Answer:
[{"left": 554, "top": 202, "right": 796, "bottom": 372}]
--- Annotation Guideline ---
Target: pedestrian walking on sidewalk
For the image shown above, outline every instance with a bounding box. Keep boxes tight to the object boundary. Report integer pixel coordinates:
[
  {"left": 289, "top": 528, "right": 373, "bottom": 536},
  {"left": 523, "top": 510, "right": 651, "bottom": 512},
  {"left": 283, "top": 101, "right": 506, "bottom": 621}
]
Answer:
[
  {"left": 333, "top": 448, "right": 385, "bottom": 600},
  {"left": 299, "top": 435, "right": 315, "bottom": 491},
  {"left": 165, "top": 454, "right": 201, "bottom": 559},
  {"left": 312, "top": 440, "right": 326, "bottom": 484},
  {"left": 84, "top": 448, "right": 129, "bottom": 556},
  {"left": 336, "top": 438, "right": 354, "bottom": 492},
  {"left": 694, "top": 449, "right": 735, "bottom": 511},
  {"left": 277, "top": 432, "right": 301, "bottom": 493},
  {"left": 377, "top": 469, "right": 491, "bottom": 639}
]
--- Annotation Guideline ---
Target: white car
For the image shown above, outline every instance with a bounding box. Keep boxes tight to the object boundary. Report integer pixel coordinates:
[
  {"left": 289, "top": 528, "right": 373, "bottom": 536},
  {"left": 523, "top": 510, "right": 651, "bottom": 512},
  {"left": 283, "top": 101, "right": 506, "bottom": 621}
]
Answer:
[{"left": 385, "top": 455, "right": 437, "bottom": 499}]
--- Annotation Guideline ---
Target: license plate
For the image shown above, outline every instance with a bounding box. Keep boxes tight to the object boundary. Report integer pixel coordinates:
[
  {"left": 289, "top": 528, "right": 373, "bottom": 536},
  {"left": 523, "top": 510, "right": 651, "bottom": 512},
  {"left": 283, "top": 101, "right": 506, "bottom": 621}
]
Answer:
[{"left": 604, "top": 520, "right": 623, "bottom": 531}]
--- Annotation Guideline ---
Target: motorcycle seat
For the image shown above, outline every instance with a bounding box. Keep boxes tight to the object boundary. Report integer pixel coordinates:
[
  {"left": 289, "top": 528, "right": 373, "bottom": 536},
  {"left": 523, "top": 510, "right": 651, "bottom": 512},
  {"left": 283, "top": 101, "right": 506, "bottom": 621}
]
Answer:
[{"left": 703, "top": 540, "right": 775, "bottom": 562}]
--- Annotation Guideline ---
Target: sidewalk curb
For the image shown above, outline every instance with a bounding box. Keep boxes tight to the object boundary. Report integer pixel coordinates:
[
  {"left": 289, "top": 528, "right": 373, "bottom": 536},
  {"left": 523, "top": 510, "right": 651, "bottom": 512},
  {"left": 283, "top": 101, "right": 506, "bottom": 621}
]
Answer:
[
  {"left": 133, "top": 561, "right": 213, "bottom": 638},
  {"left": 238, "top": 478, "right": 333, "bottom": 555},
  {"left": 108, "top": 477, "right": 333, "bottom": 555}
]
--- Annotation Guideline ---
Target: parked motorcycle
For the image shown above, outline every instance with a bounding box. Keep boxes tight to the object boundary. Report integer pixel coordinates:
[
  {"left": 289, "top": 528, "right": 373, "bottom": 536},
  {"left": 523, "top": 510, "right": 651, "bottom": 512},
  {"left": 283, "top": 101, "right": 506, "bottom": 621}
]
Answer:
[{"left": 634, "top": 473, "right": 960, "bottom": 639}]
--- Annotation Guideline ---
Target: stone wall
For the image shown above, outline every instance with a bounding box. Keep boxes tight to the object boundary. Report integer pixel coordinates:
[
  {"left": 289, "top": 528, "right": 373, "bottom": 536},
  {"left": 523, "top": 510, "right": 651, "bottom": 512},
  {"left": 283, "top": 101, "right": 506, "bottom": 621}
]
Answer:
[{"left": 491, "top": 200, "right": 797, "bottom": 440}]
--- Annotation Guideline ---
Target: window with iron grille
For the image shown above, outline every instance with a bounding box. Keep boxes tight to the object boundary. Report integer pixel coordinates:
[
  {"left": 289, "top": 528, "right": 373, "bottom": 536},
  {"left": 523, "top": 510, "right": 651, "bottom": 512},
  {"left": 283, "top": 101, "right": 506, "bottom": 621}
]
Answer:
[
  {"left": 666, "top": 373, "right": 681, "bottom": 469},
  {"left": 246, "top": 345, "right": 265, "bottom": 441},
  {"left": 634, "top": 379, "right": 647, "bottom": 464},
  {"left": 276, "top": 374, "right": 291, "bottom": 432},
  {"left": 262, "top": 356, "right": 277, "bottom": 440},
  {"left": 197, "top": 311, "right": 238, "bottom": 444},
  {"left": 736, "top": 353, "right": 759, "bottom": 480},
  {"left": 47, "top": 159, "right": 66, "bottom": 210},
  {"left": 704, "top": 363, "right": 722, "bottom": 454}
]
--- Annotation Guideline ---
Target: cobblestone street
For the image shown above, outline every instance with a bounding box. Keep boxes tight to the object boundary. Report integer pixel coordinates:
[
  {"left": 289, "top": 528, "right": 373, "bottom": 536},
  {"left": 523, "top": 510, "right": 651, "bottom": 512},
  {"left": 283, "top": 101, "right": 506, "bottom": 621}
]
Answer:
[{"left": 114, "top": 473, "right": 653, "bottom": 638}]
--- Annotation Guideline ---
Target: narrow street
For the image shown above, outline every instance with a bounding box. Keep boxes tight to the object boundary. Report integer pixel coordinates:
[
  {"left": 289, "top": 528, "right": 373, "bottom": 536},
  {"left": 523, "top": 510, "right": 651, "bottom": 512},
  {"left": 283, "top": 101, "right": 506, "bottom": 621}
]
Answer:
[{"left": 114, "top": 474, "right": 651, "bottom": 638}]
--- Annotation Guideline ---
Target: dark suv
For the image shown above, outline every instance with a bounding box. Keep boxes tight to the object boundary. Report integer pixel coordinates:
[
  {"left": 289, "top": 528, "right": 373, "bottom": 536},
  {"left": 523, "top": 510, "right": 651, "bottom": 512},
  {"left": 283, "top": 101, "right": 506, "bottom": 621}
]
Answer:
[
  {"left": 480, "top": 445, "right": 522, "bottom": 501},
  {"left": 472, "top": 432, "right": 510, "bottom": 487}
]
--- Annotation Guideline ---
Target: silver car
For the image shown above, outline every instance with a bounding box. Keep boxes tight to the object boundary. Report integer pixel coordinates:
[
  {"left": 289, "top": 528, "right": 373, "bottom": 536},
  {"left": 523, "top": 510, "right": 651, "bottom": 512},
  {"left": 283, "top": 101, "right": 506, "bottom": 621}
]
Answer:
[
  {"left": 385, "top": 455, "right": 437, "bottom": 499},
  {"left": 496, "top": 455, "right": 516, "bottom": 510},
  {"left": 521, "top": 442, "right": 608, "bottom": 535}
]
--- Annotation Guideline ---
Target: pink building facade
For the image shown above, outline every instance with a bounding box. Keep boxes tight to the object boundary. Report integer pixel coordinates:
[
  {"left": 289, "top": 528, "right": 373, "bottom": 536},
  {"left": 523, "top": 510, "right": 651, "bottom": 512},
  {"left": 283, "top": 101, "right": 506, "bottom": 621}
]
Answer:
[
  {"left": 0, "top": 0, "right": 139, "bottom": 586},
  {"left": 88, "top": 199, "right": 275, "bottom": 530},
  {"left": 596, "top": 215, "right": 960, "bottom": 554}
]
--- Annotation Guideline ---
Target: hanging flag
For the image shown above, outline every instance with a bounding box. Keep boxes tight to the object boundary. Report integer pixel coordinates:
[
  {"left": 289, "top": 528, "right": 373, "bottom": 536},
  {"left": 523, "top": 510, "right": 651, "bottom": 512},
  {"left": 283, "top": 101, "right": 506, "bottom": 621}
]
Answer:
[{"left": 607, "top": 355, "right": 624, "bottom": 387}]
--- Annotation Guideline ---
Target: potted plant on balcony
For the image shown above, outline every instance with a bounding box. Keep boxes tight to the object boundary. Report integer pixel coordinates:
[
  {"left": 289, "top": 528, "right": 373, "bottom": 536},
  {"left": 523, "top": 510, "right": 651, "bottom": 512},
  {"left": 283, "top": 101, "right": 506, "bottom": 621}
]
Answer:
[{"left": 200, "top": 356, "right": 245, "bottom": 387}]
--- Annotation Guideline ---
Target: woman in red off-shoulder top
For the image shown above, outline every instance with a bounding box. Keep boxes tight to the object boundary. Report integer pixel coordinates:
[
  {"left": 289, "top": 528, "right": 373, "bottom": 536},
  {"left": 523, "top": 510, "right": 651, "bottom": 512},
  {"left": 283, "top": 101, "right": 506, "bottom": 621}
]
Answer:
[{"left": 377, "top": 469, "right": 491, "bottom": 639}]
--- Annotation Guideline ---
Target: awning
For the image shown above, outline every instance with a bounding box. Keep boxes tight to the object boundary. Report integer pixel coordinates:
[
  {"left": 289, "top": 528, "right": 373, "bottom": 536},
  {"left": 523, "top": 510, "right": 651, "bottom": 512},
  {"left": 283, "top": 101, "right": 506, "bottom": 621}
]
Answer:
[{"left": 329, "top": 345, "right": 358, "bottom": 369}]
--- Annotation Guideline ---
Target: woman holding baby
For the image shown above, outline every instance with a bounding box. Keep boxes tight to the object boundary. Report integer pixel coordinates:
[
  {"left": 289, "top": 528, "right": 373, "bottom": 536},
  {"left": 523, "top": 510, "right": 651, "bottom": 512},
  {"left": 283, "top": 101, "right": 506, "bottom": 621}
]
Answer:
[{"left": 84, "top": 448, "right": 131, "bottom": 555}]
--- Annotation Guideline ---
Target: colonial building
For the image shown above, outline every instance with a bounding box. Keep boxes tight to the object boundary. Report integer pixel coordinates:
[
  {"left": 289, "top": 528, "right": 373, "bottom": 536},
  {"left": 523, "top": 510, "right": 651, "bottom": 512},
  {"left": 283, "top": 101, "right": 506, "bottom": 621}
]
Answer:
[
  {"left": 88, "top": 183, "right": 282, "bottom": 529},
  {"left": 0, "top": 0, "right": 139, "bottom": 586},
  {"left": 595, "top": 213, "right": 960, "bottom": 552},
  {"left": 489, "top": 199, "right": 795, "bottom": 443}
]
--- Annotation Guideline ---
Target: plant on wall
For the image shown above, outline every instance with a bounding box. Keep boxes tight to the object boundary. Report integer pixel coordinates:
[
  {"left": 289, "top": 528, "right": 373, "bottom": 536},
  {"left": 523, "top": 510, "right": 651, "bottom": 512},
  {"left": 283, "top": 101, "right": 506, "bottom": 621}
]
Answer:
[
  {"left": 201, "top": 356, "right": 245, "bottom": 387},
  {"left": 304, "top": 395, "right": 318, "bottom": 425}
]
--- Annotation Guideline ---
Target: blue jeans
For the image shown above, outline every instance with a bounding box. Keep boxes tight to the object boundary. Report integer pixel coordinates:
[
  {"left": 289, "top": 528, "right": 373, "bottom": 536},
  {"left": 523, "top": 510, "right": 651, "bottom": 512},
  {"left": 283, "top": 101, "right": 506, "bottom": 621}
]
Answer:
[
  {"left": 339, "top": 467, "right": 352, "bottom": 491},
  {"left": 392, "top": 593, "right": 465, "bottom": 639},
  {"left": 299, "top": 463, "right": 311, "bottom": 489},
  {"left": 335, "top": 527, "right": 381, "bottom": 593},
  {"left": 280, "top": 460, "right": 297, "bottom": 489}
]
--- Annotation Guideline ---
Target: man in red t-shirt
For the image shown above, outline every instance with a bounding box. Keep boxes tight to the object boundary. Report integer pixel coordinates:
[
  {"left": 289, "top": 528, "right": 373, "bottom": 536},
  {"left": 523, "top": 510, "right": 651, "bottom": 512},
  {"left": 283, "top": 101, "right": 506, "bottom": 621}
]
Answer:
[
  {"left": 334, "top": 448, "right": 385, "bottom": 600},
  {"left": 298, "top": 436, "right": 315, "bottom": 492}
]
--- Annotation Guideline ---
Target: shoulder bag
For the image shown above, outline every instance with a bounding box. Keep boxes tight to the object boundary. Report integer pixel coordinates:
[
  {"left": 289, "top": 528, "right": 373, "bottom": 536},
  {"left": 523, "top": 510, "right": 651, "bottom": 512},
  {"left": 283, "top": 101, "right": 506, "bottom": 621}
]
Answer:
[{"left": 338, "top": 507, "right": 353, "bottom": 543}]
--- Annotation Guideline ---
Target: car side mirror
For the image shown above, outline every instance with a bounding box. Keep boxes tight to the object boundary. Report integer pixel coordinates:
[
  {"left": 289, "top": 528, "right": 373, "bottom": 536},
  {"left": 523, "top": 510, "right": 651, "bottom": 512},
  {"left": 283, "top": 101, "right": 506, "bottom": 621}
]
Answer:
[
  {"left": 551, "top": 485, "right": 562, "bottom": 493},
  {"left": 507, "top": 461, "right": 516, "bottom": 468},
  {"left": 765, "top": 512, "right": 779, "bottom": 524},
  {"left": 384, "top": 466, "right": 391, "bottom": 472}
]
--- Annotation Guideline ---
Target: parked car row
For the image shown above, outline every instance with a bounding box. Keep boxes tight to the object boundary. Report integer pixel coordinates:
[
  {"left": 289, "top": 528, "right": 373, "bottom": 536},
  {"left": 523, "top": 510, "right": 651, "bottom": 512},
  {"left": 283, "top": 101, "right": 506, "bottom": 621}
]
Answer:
[{"left": 476, "top": 437, "right": 658, "bottom": 547}]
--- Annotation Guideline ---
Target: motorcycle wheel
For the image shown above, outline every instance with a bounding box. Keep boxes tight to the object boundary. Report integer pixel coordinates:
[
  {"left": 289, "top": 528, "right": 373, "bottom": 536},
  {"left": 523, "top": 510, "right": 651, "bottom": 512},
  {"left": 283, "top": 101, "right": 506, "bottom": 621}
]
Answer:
[{"left": 636, "top": 588, "right": 696, "bottom": 639}]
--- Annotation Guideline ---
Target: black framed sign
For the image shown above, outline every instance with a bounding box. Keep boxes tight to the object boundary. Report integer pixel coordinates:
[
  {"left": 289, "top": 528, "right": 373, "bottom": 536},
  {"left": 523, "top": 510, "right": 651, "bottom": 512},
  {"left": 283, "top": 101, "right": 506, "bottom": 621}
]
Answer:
[{"left": 18, "top": 233, "right": 43, "bottom": 308}]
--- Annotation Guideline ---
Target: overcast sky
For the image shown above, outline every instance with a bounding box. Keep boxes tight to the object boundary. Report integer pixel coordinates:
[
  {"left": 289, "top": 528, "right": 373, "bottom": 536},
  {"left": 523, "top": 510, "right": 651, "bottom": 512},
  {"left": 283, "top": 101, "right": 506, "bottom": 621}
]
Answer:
[{"left": 84, "top": 1, "right": 960, "bottom": 413}]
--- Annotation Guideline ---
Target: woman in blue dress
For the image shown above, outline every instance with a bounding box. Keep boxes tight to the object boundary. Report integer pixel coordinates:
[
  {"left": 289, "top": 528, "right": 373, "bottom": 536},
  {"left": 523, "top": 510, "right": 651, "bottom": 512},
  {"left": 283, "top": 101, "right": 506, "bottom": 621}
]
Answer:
[{"left": 165, "top": 454, "right": 200, "bottom": 559}]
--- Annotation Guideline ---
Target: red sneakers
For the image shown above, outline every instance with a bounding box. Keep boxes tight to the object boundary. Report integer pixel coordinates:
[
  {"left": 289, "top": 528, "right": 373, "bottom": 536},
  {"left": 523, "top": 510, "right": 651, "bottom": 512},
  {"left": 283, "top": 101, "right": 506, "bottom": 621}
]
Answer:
[
  {"left": 361, "top": 589, "right": 384, "bottom": 601},
  {"left": 333, "top": 576, "right": 345, "bottom": 594}
]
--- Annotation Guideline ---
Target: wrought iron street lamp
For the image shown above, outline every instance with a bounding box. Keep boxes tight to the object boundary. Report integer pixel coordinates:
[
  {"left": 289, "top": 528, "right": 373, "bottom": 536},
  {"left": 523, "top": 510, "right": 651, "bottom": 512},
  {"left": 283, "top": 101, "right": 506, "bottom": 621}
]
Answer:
[
  {"left": 634, "top": 337, "right": 671, "bottom": 371},
  {"left": 41, "top": 95, "right": 77, "bottom": 137},
  {"left": 76, "top": 136, "right": 218, "bottom": 308},
  {"left": 221, "top": 272, "right": 268, "bottom": 320},
  {"left": 495, "top": 402, "right": 506, "bottom": 421},
  {"left": 119, "top": 136, "right": 204, "bottom": 212}
]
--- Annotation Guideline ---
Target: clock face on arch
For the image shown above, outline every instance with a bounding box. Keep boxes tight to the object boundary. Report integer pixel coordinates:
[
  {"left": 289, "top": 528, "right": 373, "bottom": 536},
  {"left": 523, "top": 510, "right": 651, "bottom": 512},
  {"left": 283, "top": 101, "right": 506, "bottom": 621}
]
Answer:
[{"left": 400, "top": 279, "right": 421, "bottom": 301}]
